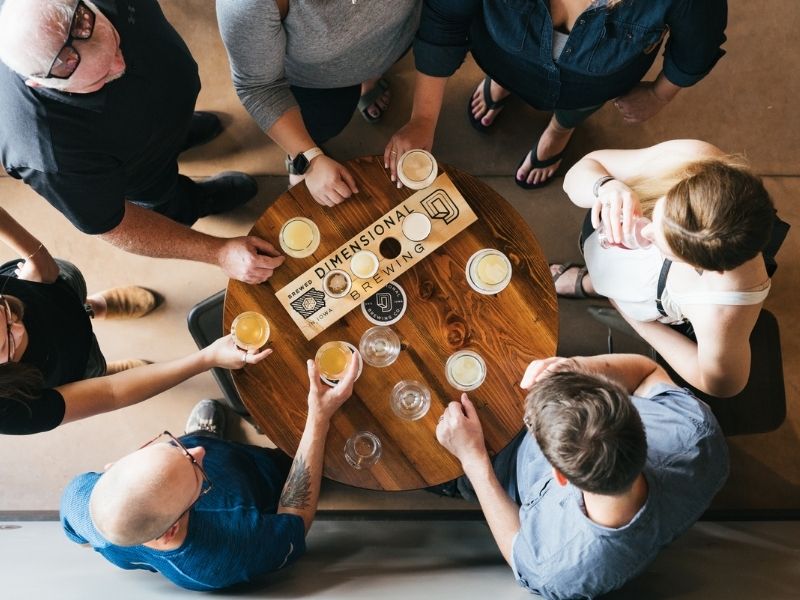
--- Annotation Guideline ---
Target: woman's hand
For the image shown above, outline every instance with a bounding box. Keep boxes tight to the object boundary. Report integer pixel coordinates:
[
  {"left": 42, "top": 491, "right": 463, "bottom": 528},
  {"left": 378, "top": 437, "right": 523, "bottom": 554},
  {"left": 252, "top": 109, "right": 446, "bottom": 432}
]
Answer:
[
  {"left": 204, "top": 334, "right": 273, "bottom": 370},
  {"left": 592, "top": 180, "right": 642, "bottom": 245},
  {"left": 15, "top": 247, "right": 59, "bottom": 283},
  {"left": 304, "top": 156, "right": 359, "bottom": 207},
  {"left": 383, "top": 118, "right": 435, "bottom": 188}
]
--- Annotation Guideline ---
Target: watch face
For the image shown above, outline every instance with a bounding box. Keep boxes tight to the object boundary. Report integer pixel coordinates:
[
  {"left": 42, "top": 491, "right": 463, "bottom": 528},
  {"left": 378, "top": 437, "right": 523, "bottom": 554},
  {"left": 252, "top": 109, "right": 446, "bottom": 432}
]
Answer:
[{"left": 292, "top": 153, "right": 310, "bottom": 174}]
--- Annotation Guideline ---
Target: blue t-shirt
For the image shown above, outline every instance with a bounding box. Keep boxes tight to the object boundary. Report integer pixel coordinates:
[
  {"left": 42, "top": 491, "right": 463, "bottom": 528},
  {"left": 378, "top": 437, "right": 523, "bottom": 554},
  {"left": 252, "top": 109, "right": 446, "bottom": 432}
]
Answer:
[
  {"left": 509, "top": 384, "right": 729, "bottom": 599},
  {"left": 60, "top": 436, "right": 306, "bottom": 591}
]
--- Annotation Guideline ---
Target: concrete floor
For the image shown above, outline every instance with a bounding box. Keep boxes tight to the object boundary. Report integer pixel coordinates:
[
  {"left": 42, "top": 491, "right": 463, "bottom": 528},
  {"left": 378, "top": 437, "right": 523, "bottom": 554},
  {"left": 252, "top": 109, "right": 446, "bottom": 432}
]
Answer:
[
  {"left": 0, "top": 519, "right": 798, "bottom": 600},
  {"left": 0, "top": 0, "right": 798, "bottom": 596}
]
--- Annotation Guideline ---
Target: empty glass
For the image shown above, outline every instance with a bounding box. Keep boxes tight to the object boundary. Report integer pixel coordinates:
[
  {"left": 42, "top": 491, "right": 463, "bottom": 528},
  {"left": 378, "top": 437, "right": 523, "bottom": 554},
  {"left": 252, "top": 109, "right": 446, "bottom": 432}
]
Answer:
[
  {"left": 344, "top": 431, "right": 382, "bottom": 469},
  {"left": 390, "top": 380, "right": 431, "bottom": 421},
  {"left": 597, "top": 217, "right": 652, "bottom": 250},
  {"left": 359, "top": 326, "right": 401, "bottom": 367}
]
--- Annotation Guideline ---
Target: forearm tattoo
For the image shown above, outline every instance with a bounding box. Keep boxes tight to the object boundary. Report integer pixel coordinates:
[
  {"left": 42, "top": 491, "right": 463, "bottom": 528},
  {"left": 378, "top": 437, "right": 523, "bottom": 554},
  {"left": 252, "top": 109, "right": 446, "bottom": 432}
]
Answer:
[{"left": 280, "top": 454, "right": 312, "bottom": 509}]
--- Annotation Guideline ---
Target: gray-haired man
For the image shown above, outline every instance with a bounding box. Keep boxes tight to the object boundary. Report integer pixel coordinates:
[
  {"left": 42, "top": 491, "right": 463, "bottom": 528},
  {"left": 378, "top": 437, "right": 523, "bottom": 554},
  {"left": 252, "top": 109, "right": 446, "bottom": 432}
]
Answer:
[{"left": 0, "top": 0, "right": 284, "bottom": 284}]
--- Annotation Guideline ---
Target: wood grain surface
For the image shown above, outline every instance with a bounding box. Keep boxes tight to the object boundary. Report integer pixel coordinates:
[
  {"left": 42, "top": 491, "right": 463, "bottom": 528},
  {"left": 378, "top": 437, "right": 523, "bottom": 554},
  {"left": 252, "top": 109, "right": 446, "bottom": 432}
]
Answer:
[{"left": 225, "top": 157, "right": 558, "bottom": 491}]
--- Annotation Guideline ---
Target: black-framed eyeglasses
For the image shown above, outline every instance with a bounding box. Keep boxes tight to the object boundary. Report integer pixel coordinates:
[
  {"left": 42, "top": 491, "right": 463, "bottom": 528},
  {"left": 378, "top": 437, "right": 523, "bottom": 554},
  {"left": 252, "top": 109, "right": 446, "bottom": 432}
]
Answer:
[
  {"left": 139, "top": 430, "right": 213, "bottom": 528},
  {"left": 1, "top": 295, "right": 15, "bottom": 364},
  {"left": 43, "top": 0, "right": 96, "bottom": 79}
]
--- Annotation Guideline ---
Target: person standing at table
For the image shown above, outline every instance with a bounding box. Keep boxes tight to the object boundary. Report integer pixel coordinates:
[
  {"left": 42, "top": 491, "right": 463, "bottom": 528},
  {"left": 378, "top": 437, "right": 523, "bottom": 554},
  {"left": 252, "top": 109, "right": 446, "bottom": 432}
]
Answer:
[
  {"left": 60, "top": 355, "right": 359, "bottom": 590},
  {"left": 1, "top": 328, "right": 271, "bottom": 436},
  {"left": 216, "top": 0, "right": 421, "bottom": 207},
  {"left": 385, "top": 0, "right": 727, "bottom": 189},
  {"left": 435, "top": 353, "right": 728, "bottom": 599},
  {"left": 0, "top": 0, "right": 283, "bottom": 284},
  {"left": 553, "top": 139, "right": 783, "bottom": 398},
  {"left": 0, "top": 204, "right": 166, "bottom": 436}
]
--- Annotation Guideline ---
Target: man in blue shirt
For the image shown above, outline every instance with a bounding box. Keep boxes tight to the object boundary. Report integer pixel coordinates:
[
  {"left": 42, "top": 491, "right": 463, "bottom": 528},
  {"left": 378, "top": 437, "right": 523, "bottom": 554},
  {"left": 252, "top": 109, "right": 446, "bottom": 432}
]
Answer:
[
  {"left": 60, "top": 354, "right": 360, "bottom": 591},
  {"left": 436, "top": 353, "right": 729, "bottom": 599}
]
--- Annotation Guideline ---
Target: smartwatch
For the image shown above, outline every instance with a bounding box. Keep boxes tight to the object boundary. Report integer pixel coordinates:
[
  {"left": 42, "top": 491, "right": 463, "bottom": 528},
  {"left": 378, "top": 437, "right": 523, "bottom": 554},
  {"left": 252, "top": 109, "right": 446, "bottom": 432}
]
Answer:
[{"left": 286, "top": 147, "right": 324, "bottom": 175}]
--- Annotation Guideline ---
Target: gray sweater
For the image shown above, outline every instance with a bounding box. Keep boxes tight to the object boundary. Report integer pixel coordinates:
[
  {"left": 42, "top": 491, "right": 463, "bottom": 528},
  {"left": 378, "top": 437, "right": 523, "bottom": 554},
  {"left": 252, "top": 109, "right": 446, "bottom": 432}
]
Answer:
[{"left": 216, "top": 0, "right": 421, "bottom": 132}]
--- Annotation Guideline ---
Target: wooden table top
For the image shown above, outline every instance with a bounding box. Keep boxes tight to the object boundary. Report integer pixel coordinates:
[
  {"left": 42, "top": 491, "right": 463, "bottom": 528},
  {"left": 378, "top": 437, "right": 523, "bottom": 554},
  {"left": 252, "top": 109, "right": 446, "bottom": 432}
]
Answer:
[{"left": 225, "top": 157, "right": 558, "bottom": 491}]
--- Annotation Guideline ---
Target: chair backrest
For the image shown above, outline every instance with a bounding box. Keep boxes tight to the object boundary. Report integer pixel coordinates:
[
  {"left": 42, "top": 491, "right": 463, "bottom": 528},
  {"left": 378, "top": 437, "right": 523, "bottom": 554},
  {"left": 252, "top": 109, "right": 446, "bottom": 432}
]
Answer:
[
  {"left": 655, "top": 309, "right": 786, "bottom": 436},
  {"left": 186, "top": 290, "right": 249, "bottom": 415}
]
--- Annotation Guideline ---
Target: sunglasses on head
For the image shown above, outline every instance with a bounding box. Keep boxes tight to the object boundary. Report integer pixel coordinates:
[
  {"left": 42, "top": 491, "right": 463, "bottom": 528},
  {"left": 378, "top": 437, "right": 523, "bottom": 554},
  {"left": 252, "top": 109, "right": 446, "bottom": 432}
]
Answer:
[{"left": 43, "top": 1, "right": 96, "bottom": 80}]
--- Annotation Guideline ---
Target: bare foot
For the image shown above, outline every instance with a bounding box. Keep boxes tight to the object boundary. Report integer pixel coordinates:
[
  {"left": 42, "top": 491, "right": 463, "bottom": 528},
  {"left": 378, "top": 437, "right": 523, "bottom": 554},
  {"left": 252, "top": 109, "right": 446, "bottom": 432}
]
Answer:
[
  {"left": 517, "top": 117, "right": 575, "bottom": 187},
  {"left": 470, "top": 79, "right": 510, "bottom": 127},
  {"left": 550, "top": 264, "right": 597, "bottom": 298},
  {"left": 360, "top": 78, "right": 391, "bottom": 120}
]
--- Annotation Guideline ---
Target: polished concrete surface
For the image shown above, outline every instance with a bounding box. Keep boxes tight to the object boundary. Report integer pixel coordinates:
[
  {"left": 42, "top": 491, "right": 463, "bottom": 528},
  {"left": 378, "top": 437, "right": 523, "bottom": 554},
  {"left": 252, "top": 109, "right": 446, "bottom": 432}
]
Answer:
[{"left": 0, "top": 520, "right": 798, "bottom": 599}]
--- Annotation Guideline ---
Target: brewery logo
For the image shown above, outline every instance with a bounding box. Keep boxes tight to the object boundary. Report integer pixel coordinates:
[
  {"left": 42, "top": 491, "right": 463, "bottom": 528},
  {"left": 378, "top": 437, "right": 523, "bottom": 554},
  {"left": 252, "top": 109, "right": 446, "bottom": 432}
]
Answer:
[
  {"left": 361, "top": 282, "right": 407, "bottom": 325},
  {"left": 421, "top": 189, "right": 459, "bottom": 225},
  {"left": 290, "top": 288, "right": 326, "bottom": 318}
]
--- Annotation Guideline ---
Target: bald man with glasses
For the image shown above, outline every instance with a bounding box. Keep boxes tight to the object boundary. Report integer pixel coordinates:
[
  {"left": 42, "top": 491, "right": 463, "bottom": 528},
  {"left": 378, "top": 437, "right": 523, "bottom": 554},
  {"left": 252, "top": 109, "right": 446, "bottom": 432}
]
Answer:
[
  {"left": 0, "top": 0, "right": 283, "bottom": 284},
  {"left": 60, "top": 355, "right": 360, "bottom": 591}
]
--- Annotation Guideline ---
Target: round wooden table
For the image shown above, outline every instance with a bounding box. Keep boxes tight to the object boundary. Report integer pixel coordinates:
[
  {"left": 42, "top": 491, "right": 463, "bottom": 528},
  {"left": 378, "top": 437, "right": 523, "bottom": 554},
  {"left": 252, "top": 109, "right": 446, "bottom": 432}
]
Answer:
[{"left": 225, "top": 157, "right": 558, "bottom": 491}]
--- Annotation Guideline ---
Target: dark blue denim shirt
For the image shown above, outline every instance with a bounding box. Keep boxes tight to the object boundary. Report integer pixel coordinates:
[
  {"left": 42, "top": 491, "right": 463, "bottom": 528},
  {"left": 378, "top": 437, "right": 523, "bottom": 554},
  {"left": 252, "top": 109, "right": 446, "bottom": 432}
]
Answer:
[{"left": 414, "top": 0, "right": 727, "bottom": 110}]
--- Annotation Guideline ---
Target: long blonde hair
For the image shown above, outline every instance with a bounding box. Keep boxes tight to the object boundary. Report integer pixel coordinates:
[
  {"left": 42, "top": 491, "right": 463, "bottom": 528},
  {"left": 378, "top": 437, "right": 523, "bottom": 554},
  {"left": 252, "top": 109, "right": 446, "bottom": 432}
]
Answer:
[{"left": 626, "top": 156, "right": 774, "bottom": 271}]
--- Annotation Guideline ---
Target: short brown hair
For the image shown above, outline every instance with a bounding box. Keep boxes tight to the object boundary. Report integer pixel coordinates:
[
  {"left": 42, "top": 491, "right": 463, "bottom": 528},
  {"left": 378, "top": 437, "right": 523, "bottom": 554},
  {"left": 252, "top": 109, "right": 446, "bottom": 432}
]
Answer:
[
  {"left": 524, "top": 371, "right": 646, "bottom": 495},
  {"left": 662, "top": 161, "right": 774, "bottom": 272}
]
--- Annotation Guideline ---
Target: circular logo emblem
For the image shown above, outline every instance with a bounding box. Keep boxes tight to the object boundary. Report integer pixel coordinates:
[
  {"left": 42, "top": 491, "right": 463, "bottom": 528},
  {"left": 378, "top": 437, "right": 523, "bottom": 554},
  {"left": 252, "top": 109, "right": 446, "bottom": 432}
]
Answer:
[{"left": 361, "top": 282, "right": 407, "bottom": 325}]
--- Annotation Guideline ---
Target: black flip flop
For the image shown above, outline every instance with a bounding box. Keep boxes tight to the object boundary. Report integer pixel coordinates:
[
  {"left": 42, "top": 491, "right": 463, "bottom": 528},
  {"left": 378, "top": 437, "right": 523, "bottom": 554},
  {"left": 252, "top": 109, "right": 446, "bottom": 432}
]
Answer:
[
  {"left": 467, "top": 77, "right": 508, "bottom": 133},
  {"left": 514, "top": 135, "right": 567, "bottom": 190},
  {"left": 358, "top": 78, "right": 390, "bottom": 124},
  {"left": 550, "top": 262, "right": 589, "bottom": 299}
]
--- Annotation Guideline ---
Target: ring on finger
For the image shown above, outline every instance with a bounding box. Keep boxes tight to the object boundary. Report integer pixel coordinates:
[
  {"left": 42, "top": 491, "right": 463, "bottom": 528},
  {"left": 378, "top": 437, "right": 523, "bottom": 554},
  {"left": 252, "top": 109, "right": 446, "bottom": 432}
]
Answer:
[
  {"left": 242, "top": 351, "right": 248, "bottom": 364},
  {"left": 390, "top": 149, "right": 397, "bottom": 155}
]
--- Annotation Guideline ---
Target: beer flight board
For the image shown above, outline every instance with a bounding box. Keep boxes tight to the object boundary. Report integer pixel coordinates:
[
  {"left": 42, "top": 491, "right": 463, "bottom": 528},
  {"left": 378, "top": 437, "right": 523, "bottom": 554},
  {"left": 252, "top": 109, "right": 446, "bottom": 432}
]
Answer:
[{"left": 275, "top": 173, "right": 478, "bottom": 340}]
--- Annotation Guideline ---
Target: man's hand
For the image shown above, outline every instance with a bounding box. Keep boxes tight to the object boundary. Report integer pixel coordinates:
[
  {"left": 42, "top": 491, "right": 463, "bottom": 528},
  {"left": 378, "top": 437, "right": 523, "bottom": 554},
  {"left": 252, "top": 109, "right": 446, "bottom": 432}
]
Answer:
[
  {"left": 15, "top": 248, "right": 59, "bottom": 283},
  {"left": 306, "top": 350, "right": 360, "bottom": 422},
  {"left": 217, "top": 236, "right": 284, "bottom": 284},
  {"left": 383, "top": 118, "right": 436, "bottom": 188},
  {"left": 204, "top": 334, "right": 272, "bottom": 370},
  {"left": 304, "top": 156, "right": 359, "bottom": 207},
  {"left": 436, "top": 394, "right": 488, "bottom": 466},
  {"left": 613, "top": 81, "right": 672, "bottom": 124},
  {"left": 520, "top": 357, "right": 579, "bottom": 390}
]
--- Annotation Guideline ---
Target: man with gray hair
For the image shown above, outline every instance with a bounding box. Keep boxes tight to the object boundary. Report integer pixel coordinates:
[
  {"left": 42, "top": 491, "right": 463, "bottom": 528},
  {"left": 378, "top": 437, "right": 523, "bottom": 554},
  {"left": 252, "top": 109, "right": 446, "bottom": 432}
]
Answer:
[
  {"left": 0, "top": 0, "right": 284, "bottom": 284},
  {"left": 61, "top": 354, "right": 360, "bottom": 590}
]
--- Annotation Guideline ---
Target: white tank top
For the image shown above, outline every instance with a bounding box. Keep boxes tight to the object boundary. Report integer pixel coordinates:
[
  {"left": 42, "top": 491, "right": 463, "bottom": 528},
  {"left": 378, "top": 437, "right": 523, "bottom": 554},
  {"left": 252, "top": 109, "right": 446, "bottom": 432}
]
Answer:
[{"left": 583, "top": 230, "right": 771, "bottom": 323}]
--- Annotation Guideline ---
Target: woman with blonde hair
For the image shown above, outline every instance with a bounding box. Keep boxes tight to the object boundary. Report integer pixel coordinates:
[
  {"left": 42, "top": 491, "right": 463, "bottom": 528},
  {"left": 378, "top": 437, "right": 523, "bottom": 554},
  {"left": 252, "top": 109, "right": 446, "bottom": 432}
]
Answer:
[{"left": 554, "top": 139, "right": 783, "bottom": 398}]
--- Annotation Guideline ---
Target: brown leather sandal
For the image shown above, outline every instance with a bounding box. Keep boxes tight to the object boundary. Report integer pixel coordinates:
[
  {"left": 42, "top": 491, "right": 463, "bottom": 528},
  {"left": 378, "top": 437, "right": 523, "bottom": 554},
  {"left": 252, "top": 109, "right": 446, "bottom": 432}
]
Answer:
[{"left": 550, "top": 262, "right": 590, "bottom": 299}]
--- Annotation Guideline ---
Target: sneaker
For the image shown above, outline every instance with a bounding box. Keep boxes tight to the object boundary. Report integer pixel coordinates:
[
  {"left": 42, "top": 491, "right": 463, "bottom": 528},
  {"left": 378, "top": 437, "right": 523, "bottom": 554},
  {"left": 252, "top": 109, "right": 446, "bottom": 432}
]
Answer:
[
  {"left": 195, "top": 171, "right": 258, "bottom": 218},
  {"left": 105, "top": 359, "right": 151, "bottom": 374},
  {"left": 94, "top": 286, "right": 162, "bottom": 319},
  {"left": 181, "top": 111, "right": 223, "bottom": 153},
  {"left": 185, "top": 399, "right": 227, "bottom": 438}
]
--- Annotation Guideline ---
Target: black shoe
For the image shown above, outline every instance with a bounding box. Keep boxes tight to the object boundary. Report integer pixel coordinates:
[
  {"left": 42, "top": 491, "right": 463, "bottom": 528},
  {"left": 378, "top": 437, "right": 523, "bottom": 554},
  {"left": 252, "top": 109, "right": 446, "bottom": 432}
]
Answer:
[
  {"left": 185, "top": 399, "right": 227, "bottom": 439},
  {"left": 181, "top": 111, "right": 223, "bottom": 152},
  {"left": 195, "top": 171, "right": 258, "bottom": 218}
]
